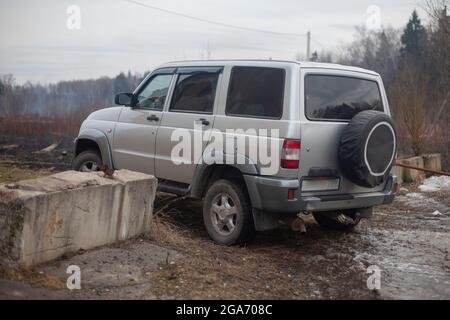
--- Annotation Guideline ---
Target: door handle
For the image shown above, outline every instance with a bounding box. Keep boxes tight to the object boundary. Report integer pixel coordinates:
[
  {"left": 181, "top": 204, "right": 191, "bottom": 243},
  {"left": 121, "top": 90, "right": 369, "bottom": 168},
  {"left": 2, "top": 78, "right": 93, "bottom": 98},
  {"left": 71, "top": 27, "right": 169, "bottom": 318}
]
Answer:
[
  {"left": 198, "top": 118, "right": 210, "bottom": 126},
  {"left": 147, "top": 115, "right": 159, "bottom": 122}
]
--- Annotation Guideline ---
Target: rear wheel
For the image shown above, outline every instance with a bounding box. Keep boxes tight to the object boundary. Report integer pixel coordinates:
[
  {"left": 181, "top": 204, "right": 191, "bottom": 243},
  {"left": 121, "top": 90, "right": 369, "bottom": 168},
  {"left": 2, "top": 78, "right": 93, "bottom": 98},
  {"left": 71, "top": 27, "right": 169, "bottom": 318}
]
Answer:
[
  {"left": 72, "top": 150, "right": 102, "bottom": 172},
  {"left": 203, "top": 179, "right": 255, "bottom": 245},
  {"left": 313, "top": 210, "right": 361, "bottom": 232}
]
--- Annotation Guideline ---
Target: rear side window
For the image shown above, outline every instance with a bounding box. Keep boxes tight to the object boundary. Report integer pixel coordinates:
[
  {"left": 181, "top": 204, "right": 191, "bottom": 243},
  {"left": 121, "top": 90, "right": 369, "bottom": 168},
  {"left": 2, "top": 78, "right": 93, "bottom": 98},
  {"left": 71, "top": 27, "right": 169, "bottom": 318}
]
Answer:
[
  {"left": 170, "top": 72, "right": 219, "bottom": 113},
  {"left": 305, "top": 75, "right": 383, "bottom": 121},
  {"left": 226, "top": 67, "right": 284, "bottom": 119}
]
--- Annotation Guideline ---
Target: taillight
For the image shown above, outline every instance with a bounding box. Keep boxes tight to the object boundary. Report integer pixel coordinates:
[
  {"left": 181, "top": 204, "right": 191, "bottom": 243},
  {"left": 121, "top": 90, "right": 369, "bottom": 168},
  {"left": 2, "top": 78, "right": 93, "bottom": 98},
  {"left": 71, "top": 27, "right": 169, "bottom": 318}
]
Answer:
[
  {"left": 287, "top": 188, "right": 296, "bottom": 200},
  {"left": 281, "top": 139, "right": 300, "bottom": 169},
  {"left": 393, "top": 181, "right": 399, "bottom": 194}
]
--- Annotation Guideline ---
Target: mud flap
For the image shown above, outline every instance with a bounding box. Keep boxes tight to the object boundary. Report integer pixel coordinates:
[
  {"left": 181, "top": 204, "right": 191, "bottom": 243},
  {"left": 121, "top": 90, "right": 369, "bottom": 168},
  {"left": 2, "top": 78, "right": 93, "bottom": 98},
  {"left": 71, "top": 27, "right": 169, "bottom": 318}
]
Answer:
[{"left": 252, "top": 209, "right": 280, "bottom": 231}]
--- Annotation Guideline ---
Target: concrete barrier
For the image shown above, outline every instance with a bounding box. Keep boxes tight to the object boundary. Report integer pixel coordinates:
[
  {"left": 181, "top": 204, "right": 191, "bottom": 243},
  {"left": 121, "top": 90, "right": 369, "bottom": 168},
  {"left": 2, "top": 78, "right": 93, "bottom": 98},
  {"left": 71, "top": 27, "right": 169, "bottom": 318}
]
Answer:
[
  {"left": 396, "top": 156, "right": 426, "bottom": 183},
  {"left": 392, "top": 165, "right": 404, "bottom": 185},
  {"left": 0, "top": 170, "right": 157, "bottom": 266},
  {"left": 422, "top": 154, "right": 442, "bottom": 177},
  {"left": 395, "top": 154, "right": 443, "bottom": 184}
]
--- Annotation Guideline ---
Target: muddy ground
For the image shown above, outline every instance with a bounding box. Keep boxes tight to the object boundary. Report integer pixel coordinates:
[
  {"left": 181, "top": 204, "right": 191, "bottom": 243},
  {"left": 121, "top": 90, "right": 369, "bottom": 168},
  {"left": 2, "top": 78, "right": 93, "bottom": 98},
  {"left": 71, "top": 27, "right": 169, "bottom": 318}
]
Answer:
[{"left": 0, "top": 138, "right": 449, "bottom": 300}]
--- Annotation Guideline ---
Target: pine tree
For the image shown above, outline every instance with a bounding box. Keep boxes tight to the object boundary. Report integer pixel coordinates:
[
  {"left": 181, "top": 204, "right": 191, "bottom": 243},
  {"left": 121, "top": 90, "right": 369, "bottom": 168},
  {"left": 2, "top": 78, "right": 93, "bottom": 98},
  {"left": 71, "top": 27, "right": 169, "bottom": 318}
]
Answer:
[
  {"left": 429, "top": 6, "right": 450, "bottom": 94},
  {"left": 113, "top": 72, "right": 129, "bottom": 94},
  {"left": 400, "top": 10, "right": 427, "bottom": 64}
]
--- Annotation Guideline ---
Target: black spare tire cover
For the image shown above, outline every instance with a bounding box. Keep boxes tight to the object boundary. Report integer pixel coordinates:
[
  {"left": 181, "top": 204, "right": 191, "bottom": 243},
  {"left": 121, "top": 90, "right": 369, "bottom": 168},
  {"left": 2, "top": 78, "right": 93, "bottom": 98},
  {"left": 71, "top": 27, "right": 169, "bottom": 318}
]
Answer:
[{"left": 338, "top": 110, "right": 397, "bottom": 188}]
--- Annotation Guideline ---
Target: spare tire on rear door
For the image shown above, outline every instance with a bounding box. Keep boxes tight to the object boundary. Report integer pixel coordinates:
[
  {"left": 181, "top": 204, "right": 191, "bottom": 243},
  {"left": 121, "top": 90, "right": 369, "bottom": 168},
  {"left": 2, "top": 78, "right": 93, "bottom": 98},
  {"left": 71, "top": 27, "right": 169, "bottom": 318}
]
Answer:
[{"left": 338, "top": 110, "right": 397, "bottom": 188}]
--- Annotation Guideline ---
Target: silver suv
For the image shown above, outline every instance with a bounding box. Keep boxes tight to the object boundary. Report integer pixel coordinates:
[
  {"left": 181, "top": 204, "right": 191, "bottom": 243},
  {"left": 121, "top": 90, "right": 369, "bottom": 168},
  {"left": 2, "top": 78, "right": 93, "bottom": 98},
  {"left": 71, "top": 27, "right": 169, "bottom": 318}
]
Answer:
[{"left": 73, "top": 60, "right": 398, "bottom": 245}]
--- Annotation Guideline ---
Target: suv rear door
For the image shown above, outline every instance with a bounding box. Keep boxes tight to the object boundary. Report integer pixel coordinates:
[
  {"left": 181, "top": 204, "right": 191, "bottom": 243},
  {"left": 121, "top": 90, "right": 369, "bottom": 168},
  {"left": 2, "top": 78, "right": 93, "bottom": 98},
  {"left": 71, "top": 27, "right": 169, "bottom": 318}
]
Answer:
[{"left": 298, "top": 68, "right": 390, "bottom": 196}]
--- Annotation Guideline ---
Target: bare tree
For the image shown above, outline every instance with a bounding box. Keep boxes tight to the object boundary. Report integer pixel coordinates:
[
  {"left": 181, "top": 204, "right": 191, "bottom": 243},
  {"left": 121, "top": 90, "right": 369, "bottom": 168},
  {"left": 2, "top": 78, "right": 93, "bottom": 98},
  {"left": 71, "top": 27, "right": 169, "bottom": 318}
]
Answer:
[
  {"left": 392, "top": 64, "right": 430, "bottom": 156},
  {"left": 421, "top": 0, "right": 450, "bottom": 25},
  {"left": 0, "top": 75, "right": 15, "bottom": 116}
]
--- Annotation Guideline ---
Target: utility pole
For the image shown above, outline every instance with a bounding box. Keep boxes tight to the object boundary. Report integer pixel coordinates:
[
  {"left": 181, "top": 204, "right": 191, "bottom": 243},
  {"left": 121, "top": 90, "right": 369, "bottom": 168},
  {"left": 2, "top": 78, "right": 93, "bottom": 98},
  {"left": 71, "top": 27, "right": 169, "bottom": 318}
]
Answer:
[
  {"left": 306, "top": 31, "right": 311, "bottom": 61},
  {"left": 206, "top": 40, "right": 211, "bottom": 60}
]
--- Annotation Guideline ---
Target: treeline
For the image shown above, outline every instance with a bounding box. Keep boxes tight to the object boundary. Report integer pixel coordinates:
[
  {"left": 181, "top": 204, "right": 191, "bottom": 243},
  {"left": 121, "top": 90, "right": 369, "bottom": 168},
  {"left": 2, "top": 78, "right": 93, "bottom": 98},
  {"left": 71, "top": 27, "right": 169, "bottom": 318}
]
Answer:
[
  {"left": 0, "top": 71, "right": 145, "bottom": 116},
  {"left": 0, "top": 3, "right": 449, "bottom": 166},
  {"left": 312, "top": 3, "right": 449, "bottom": 164}
]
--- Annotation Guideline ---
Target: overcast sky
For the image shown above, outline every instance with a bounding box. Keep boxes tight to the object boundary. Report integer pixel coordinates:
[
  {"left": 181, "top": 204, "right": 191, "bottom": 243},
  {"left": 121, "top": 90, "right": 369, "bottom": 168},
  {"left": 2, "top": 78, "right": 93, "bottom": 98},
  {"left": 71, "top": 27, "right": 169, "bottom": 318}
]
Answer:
[{"left": 0, "top": 0, "right": 426, "bottom": 84}]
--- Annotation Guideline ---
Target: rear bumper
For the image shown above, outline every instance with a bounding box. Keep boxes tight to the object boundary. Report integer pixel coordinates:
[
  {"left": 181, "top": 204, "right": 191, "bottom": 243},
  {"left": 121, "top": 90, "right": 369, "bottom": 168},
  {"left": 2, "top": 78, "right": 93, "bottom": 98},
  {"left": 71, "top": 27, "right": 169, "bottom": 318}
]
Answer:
[{"left": 244, "top": 175, "right": 396, "bottom": 213}]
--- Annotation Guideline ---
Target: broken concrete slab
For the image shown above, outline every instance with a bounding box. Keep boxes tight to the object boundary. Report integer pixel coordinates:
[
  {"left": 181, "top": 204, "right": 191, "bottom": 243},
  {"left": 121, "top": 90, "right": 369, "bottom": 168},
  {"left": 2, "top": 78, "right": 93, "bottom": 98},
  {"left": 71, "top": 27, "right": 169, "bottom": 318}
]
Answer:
[
  {"left": 0, "top": 170, "right": 157, "bottom": 266},
  {"left": 396, "top": 156, "right": 426, "bottom": 183}
]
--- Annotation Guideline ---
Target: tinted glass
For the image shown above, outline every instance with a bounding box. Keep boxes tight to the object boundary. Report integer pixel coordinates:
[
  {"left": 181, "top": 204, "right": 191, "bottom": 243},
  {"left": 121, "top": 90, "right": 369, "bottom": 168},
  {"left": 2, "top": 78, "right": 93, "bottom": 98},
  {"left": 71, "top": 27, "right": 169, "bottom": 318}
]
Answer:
[
  {"left": 170, "top": 72, "right": 219, "bottom": 113},
  {"left": 305, "top": 75, "right": 383, "bottom": 120},
  {"left": 226, "top": 67, "right": 284, "bottom": 118},
  {"left": 135, "top": 74, "right": 172, "bottom": 109}
]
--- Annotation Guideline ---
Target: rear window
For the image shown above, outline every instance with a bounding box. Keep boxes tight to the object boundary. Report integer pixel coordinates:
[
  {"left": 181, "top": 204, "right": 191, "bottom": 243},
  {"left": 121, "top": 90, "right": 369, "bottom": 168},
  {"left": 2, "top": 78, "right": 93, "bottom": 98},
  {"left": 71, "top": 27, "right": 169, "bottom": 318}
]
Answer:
[
  {"left": 226, "top": 67, "right": 284, "bottom": 119},
  {"left": 305, "top": 75, "right": 383, "bottom": 121}
]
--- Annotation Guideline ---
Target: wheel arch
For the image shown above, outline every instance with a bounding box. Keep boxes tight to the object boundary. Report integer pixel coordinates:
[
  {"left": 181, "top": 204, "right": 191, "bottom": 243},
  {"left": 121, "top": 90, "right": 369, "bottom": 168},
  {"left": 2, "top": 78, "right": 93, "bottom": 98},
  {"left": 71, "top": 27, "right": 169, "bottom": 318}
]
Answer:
[
  {"left": 74, "top": 129, "right": 114, "bottom": 168},
  {"left": 189, "top": 161, "right": 258, "bottom": 200}
]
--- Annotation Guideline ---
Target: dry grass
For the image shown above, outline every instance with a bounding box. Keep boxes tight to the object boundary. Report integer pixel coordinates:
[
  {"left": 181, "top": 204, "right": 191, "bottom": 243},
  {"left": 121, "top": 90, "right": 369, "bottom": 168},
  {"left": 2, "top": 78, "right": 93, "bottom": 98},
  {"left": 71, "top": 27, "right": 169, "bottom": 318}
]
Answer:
[
  {"left": 0, "top": 161, "right": 53, "bottom": 184},
  {"left": 0, "top": 115, "right": 83, "bottom": 138},
  {"left": 141, "top": 195, "right": 306, "bottom": 299},
  {"left": 0, "top": 266, "right": 66, "bottom": 290},
  {"left": 145, "top": 214, "right": 305, "bottom": 299}
]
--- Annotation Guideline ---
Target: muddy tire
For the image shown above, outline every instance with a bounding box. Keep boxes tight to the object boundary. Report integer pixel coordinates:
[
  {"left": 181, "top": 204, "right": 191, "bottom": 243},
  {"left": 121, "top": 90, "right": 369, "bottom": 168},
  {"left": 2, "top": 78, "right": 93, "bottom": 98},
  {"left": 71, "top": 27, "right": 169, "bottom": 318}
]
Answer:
[
  {"left": 203, "top": 179, "right": 255, "bottom": 245},
  {"left": 72, "top": 150, "right": 102, "bottom": 172},
  {"left": 313, "top": 210, "right": 361, "bottom": 232}
]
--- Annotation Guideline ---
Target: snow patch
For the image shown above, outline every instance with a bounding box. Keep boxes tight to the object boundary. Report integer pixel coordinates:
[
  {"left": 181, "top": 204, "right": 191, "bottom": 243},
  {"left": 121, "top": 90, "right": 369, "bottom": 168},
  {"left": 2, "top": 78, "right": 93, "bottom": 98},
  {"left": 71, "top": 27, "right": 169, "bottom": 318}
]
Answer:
[
  {"left": 406, "top": 192, "right": 424, "bottom": 199},
  {"left": 419, "top": 176, "right": 450, "bottom": 192}
]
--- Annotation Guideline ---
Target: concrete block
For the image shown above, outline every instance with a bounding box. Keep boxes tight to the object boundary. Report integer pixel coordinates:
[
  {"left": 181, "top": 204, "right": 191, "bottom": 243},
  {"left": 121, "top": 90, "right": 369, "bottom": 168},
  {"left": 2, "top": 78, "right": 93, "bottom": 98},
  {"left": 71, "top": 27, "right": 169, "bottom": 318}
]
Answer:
[
  {"left": 422, "top": 154, "right": 442, "bottom": 177},
  {"left": 397, "top": 156, "right": 426, "bottom": 183},
  {"left": 0, "top": 170, "right": 157, "bottom": 266},
  {"left": 392, "top": 165, "right": 404, "bottom": 185}
]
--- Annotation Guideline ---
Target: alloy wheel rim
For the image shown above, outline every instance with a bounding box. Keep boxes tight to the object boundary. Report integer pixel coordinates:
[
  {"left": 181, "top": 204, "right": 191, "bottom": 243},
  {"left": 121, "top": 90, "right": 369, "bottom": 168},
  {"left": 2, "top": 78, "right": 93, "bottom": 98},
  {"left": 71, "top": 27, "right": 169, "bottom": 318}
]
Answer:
[
  {"left": 210, "top": 192, "right": 238, "bottom": 236},
  {"left": 80, "top": 161, "right": 100, "bottom": 172}
]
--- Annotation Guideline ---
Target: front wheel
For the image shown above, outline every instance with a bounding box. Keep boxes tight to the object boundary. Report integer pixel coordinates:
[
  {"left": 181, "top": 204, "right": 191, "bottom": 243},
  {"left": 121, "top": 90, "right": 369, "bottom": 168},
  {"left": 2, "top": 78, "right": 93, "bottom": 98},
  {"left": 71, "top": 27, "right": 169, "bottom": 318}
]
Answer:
[
  {"left": 313, "top": 210, "right": 361, "bottom": 232},
  {"left": 203, "top": 179, "right": 255, "bottom": 245},
  {"left": 72, "top": 150, "right": 102, "bottom": 172}
]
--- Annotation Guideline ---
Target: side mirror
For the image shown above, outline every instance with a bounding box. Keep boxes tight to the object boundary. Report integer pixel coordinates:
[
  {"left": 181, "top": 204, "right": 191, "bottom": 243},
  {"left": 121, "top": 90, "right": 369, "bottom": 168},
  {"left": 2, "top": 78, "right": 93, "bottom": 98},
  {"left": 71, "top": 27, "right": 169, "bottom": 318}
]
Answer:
[{"left": 114, "top": 93, "right": 134, "bottom": 106}]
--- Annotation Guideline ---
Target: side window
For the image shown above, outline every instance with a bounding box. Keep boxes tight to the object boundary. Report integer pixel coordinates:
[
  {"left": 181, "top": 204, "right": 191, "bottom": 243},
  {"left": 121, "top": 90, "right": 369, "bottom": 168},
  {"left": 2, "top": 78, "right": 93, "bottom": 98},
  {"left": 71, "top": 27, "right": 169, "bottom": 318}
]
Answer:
[
  {"left": 305, "top": 75, "right": 383, "bottom": 121},
  {"left": 170, "top": 72, "right": 219, "bottom": 113},
  {"left": 226, "top": 67, "right": 284, "bottom": 119},
  {"left": 135, "top": 74, "right": 172, "bottom": 110}
]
